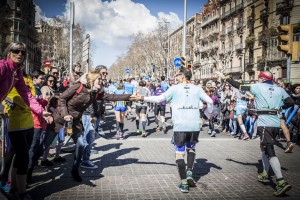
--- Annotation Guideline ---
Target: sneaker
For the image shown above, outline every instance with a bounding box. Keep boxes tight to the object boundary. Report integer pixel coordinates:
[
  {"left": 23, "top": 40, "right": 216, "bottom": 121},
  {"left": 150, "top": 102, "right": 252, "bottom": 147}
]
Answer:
[
  {"left": 71, "top": 169, "right": 82, "bottom": 182},
  {"left": 53, "top": 156, "right": 66, "bottom": 163},
  {"left": 81, "top": 161, "right": 98, "bottom": 169},
  {"left": 40, "top": 159, "right": 53, "bottom": 167},
  {"left": 274, "top": 180, "right": 292, "bottom": 197},
  {"left": 136, "top": 129, "right": 142, "bottom": 135},
  {"left": 208, "top": 129, "right": 212, "bottom": 135},
  {"left": 210, "top": 131, "right": 217, "bottom": 137},
  {"left": 0, "top": 181, "right": 11, "bottom": 193},
  {"left": 114, "top": 131, "right": 121, "bottom": 140},
  {"left": 162, "top": 126, "right": 167, "bottom": 134},
  {"left": 178, "top": 182, "right": 189, "bottom": 193},
  {"left": 156, "top": 126, "right": 161, "bottom": 132},
  {"left": 284, "top": 142, "right": 295, "bottom": 153},
  {"left": 141, "top": 131, "right": 148, "bottom": 137},
  {"left": 242, "top": 134, "right": 250, "bottom": 140},
  {"left": 257, "top": 173, "right": 270, "bottom": 183},
  {"left": 186, "top": 171, "right": 197, "bottom": 187}
]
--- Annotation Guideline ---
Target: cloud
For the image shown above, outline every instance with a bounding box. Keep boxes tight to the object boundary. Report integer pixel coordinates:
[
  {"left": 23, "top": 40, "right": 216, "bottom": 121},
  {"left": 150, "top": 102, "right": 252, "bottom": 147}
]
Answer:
[
  {"left": 62, "top": 0, "right": 182, "bottom": 67},
  {"left": 34, "top": 4, "right": 50, "bottom": 21}
]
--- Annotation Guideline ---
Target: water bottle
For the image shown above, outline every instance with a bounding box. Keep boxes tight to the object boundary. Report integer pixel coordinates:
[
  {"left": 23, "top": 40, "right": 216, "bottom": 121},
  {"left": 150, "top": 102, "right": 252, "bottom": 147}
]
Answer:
[{"left": 66, "top": 120, "right": 73, "bottom": 135}]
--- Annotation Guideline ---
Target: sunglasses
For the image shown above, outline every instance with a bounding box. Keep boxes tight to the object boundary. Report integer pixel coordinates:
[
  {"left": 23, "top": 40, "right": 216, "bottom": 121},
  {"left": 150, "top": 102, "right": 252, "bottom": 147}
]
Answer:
[
  {"left": 52, "top": 72, "right": 59, "bottom": 75},
  {"left": 10, "top": 49, "right": 26, "bottom": 55},
  {"left": 48, "top": 80, "right": 54, "bottom": 83},
  {"left": 101, "top": 72, "right": 108, "bottom": 75}
]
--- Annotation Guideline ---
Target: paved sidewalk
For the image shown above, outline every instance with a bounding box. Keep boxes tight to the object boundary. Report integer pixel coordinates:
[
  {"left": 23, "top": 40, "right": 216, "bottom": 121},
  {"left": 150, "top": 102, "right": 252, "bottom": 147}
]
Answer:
[{"left": 2, "top": 107, "right": 300, "bottom": 200}]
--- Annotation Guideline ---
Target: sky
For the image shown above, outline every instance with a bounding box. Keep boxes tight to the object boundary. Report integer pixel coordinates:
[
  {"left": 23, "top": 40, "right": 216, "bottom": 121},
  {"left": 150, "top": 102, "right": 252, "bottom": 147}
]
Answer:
[{"left": 34, "top": 0, "right": 206, "bottom": 68}]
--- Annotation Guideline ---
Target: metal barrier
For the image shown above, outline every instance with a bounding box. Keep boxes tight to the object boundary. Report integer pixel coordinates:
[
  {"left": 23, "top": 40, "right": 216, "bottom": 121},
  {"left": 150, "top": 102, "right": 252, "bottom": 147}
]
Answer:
[{"left": 0, "top": 113, "right": 7, "bottom": 176}]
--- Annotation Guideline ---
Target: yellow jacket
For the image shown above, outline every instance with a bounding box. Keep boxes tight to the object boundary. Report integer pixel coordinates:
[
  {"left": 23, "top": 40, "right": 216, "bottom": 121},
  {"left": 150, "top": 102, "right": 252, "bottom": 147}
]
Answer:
[{"left": 4, "top": 76, "right": 35, "bottom": 131}]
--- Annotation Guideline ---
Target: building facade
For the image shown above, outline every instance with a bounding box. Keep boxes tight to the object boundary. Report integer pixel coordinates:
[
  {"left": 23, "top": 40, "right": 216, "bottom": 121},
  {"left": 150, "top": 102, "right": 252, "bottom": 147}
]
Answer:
[{"left": 0, "top": 0, "right": 40, "bottom": 72}]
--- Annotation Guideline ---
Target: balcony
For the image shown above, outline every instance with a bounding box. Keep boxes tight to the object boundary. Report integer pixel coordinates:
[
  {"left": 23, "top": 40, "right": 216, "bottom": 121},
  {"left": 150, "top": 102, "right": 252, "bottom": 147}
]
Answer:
[
  {"left": 221, "top": 3, "right": 244, "bottom": 19},
  {"left": 223, "top": 66, "right": 242, "bottom": 74},
  {"left": 235, "top": 43, "right": 244, "bottom": 51},
  {"left": 245, "top": 57, "right": 254, "bottom": 67},
  {"left": 276, "top": 0, "right": 294, "bottom": 14},
  {"left": 219, "top": 49, "right": 225, "bottom": 55},
  {"left": 234, "top": 22, "right": 243, "bottom": 30},
  {"left": 227, "top": 27, "right": 233, "bottom": 34},
  {"left": 260, "top": 8, "right": 269, "bottom": 23},
  {"left": 201, "top": 14, "right": 220, "bottom": 28}
]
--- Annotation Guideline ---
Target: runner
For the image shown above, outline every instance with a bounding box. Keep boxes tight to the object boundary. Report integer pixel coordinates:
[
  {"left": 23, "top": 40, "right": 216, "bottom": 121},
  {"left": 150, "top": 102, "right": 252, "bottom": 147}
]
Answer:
[
  {"left": 153, "top": 83, "right": 167, "bottom": 133},
  {"left": 134, "top": 80, "right": 151, "bottom": 137},
  {"left": 133, "top": 67, "right": 213, "bottom": 193},
  {"left": 113, "top": 83, "right": 127, "bottom": 140},
  {"left": 124, "top": 78, "right": 134, "bottom": 119},
  {"left": 216, "top": 70, "right": 294, "bottom": 197}
]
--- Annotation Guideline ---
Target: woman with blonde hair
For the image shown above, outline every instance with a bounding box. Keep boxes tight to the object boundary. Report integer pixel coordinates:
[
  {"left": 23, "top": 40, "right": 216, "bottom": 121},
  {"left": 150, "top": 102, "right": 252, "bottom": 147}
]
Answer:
[{"left": 29, "top": 70, "right": 132, "bottom": 182}]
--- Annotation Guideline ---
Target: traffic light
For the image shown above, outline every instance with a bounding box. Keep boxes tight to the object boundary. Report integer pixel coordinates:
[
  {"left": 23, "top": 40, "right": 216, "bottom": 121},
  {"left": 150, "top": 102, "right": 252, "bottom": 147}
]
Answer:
[
  {"left": 277, "top": 24, "right": 293, "bottom": 54},
  {"left": 181, "top": 56, "right": 186, "bottom": 68}
]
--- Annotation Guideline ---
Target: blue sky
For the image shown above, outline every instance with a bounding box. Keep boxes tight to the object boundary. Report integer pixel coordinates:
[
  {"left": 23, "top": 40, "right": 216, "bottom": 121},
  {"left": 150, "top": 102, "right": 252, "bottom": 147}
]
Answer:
[{"left": 34, "top": 0, "right": 205, "bottom": 67}]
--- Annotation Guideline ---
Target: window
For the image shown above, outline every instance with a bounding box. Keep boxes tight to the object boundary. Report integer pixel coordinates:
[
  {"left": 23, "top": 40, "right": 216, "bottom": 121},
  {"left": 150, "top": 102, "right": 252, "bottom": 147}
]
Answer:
[
  {"left": 212, "top": 11, "right": 215, "bottom": 17},
  {"left": 281, "top": 15, "right": 290, "bottom": 25}
]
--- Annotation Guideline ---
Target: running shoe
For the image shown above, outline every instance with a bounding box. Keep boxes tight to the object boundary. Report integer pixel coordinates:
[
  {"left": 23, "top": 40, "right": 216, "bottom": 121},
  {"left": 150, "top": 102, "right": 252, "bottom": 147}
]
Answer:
[
  {"left": 0, "top": 181, "right": 11, "bottom": 193},
  {"left": 136, "top": 129, "right": 142, "bottom": 135},
  {"left": 81, "top": 160, "right": 98, "bottom": 169},
  {"left": 114, "top": 131, "right": 121, "bottom": 140},
  {"left": 274, "top": 180, "right": 292, "bottom": 197},
  {"left": 156, "top": 126, "right": 161, "bottom": 132},
  {"left": 162, "top": 126, "right": 167, "bottom": 134},
  {"left": 186, "top": 170, "right": 197, "bottom": 187},
  {"left": 141, "top": 131, "right": 148, "bottom": 137},
  {"left": 210, "top": 131, "right": 217, "bottom": 137},
  {"left": 257, "top": 172, "right": 270, "bottom": 183},
  {"left": 178, "top": 182, "right": 189, "bottom": 193},
  {"left": 242, "top": 134, "right": 250, "bottom": 140},
  {"left": 284, "top": 142, "right": 295, "bottom": 153}
]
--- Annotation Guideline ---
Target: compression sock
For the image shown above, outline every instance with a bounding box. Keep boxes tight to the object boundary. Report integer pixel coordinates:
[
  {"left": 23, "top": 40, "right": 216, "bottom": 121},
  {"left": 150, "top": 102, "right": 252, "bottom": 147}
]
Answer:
[
  {"left": 187, "top": 149, "right": 196, "bottom": 169},
  {"left": 270, "top": 157, "right": 283, "bottom": 179},
  {"left": 120, "top": 123, "right": 124, "bottom": 132},
  {"left": 142, "top": 121, "right": 147, "bottom": 131},
  {"left": 135, "top": 120, "right": 139, "bottom": 130},
  {"left": 261, "top": 151, "right": 270, "bottom": 174},
  {"left": 176, "top": 159, "right": 187, "bottom": 181},
  {"left": 116, "top": 121, "right": 120, "bottom": 132}
]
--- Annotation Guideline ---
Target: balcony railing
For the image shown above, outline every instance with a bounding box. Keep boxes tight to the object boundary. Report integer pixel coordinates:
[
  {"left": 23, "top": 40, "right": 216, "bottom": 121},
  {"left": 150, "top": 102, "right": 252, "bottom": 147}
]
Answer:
[
  {"left": 245, "top": 58, "right": 254, "bottom": 66},
  {"left": 201, "top": 14, "right": 220, "bottom": 27},
  {"left": 223, "top": 66, "right": 242, "bottom": 74},
  {"left": 276, "top": 0, "right": 294, "bottom": 14},
  {"left": 221, "top": 3, "right": 244, "bottom": 19},
  {"left": 235, "top": 43, "right": 244, "bottom": 50}
]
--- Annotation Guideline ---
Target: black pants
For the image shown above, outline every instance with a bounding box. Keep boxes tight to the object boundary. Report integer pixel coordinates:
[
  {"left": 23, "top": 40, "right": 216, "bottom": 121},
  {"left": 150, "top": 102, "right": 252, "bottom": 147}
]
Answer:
[{"left": 8, "top": 128, "right": 33, "bottom": 175}]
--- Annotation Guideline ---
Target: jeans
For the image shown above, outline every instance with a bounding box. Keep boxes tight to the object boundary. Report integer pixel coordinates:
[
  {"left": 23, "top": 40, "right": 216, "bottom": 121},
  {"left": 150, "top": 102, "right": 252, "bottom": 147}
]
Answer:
[
  {"left": 82, "top": 115, "right": 96, "bottom": 162},
  {"left": 94, "top": 116, "right": 101, "bottom": 133},
  {"left": 229, "top": 119, "right": 237, "bottom": 135},
  {"left": 28, "top": 128, "right": 43, "bottom": 168}
]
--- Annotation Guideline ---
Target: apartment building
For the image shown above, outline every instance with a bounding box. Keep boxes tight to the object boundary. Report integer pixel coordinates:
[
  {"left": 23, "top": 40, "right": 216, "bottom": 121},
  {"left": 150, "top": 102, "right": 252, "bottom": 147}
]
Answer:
[
  {"left": 198, "top": 0, "right": 220, "bottom": 80},
  {"left": 35, "top": 20, "right": 64, "bottom": 69},
  {"left": 169, "top": 14, "right": 200, "bottom": 77},
  {"left": 0, "top": 0, "right": 40, "bottom": 72}
]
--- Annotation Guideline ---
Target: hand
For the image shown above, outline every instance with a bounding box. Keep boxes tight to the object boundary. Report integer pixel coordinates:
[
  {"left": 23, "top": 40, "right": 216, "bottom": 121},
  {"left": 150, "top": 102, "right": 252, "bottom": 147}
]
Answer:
[
  {"left": 64, "top": 115, "right": 73, "bottom": 121},
  {"left": 43, "top": 115, "right": 53, "bottom": 124},
  {"left": 129, "top": 94, "right": 140, "bottom": 102},
  {"left": 215, "top": 71, "right": 226, "bottom": 79},
  {"left": 90, "top": 117, "right": 96, "bottom": 123},
  {"left": 43, "top": 111, "right": 52, "bottom": 117}
]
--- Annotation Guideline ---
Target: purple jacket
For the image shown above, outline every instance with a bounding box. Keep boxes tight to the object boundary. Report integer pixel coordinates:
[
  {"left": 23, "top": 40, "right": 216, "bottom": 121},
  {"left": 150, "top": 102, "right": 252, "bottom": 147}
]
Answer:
[
  {"left": 210, "top": 94, "right": 219, "bottom": 105},
  {"left": 0, "top": 59, "right": 44, "bottom": 115},
  {"left": 153, "top": 88, "right": 166, "bottom": 106}
]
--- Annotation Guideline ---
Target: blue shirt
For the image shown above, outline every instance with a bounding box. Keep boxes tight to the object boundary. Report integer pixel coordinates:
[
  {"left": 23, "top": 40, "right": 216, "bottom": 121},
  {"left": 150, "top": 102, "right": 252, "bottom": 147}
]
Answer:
[
  {"left": 124, "top": 82, "right": 134, "bottom": 94},
  {"left": 251, "top": 83, "right": 290, "bottom": 127},
  {"left": 108, "top": 84, "right": 117, "bottom": 94},
  {"left": 162, "top": 83, "right": 210, "bottom": 132},
  {"left": 114, "top": 89, "right": 126, "bottom": 107},
  {"left": 161, "top": 81, "right": 169, "bottom": 92}
]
